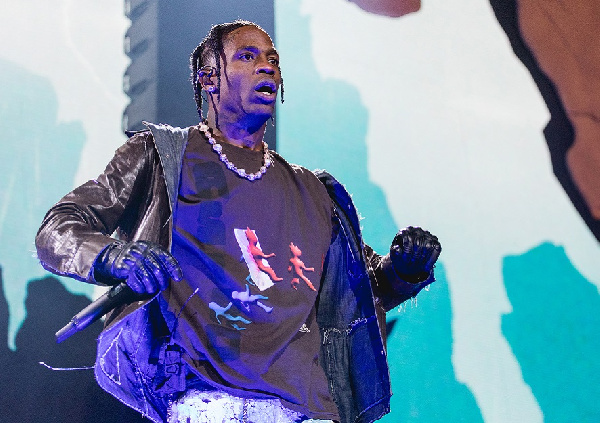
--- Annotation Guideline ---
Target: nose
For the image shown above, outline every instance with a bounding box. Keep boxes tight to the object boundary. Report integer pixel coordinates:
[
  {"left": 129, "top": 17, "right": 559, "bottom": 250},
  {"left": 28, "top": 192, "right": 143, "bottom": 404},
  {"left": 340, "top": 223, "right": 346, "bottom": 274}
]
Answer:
[
  {"left": 257, "top": 66, "right": 275, "bottom": 75},
  {"left": 256, "top": 58, "right": 276, "bottom": 75}
]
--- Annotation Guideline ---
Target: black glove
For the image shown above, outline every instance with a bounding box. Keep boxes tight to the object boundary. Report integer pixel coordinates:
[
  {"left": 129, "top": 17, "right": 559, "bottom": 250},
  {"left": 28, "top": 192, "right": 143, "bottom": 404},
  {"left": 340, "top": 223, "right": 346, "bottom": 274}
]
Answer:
[
  {"left": 390, "top": 226, "right": 441, "bottom": 283},
  {"left": 93, "top": 241, "right": 183, "bottom": 294}
]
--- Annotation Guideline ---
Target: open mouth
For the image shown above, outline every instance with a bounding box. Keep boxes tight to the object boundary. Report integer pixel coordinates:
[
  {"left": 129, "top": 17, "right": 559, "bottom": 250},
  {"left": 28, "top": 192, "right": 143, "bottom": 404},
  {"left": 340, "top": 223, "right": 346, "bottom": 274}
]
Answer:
[{"left": 255, "top": 81, "right": 277, "bottom": 96}]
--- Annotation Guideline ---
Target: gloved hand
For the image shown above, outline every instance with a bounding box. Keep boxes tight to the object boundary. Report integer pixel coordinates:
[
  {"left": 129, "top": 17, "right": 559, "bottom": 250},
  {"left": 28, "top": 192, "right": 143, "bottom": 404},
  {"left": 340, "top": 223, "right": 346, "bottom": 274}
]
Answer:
[
  {"left": 390, "top": 226, "right": 441, "bottom": 283},
  {"left": 93, "top": 241, "right": 183, "bottom": 294}
]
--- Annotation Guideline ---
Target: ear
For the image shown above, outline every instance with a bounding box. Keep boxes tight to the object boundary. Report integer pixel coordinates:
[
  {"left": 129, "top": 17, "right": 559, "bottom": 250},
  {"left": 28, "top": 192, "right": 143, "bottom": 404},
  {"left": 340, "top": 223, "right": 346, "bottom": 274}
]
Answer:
[{"left": 197, "top": 66, "right": 218, "bottom": 93}]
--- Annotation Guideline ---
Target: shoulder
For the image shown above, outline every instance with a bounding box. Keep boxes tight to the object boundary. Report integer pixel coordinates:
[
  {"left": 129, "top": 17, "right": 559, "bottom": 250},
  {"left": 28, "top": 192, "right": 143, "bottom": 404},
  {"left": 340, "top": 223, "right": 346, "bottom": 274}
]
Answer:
[
  {"left": 143, "top": 122, "right": 190, "bottom": 144},
  {"left": 98, "top": 129, "right": 159, "bottom": 177},
  {"left": 269, "top": 150, "right": 309, "bottom": 174},
  {"left": 271, "top": 151, "right": 326, "bottom": 188},
  {"left": 118, "top": 120, "right": 192, "bottom": 157},
  {"left": 123, "top": 127, "right": 154, "bottom": 147},
  {"left": 311, "top": 169, "right": 349, "bottom": 204},
  {"left": 123, "top": 122, "right": 192, "bottom": 150},
  {"left": 113, "top": 129, "right": 154, "bottom": 157}
]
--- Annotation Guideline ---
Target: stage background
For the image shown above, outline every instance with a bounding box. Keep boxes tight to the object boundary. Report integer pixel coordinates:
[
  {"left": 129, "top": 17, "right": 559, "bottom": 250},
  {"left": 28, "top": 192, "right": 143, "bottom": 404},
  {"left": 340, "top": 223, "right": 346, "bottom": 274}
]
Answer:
[{"left": 1, "top": 0, "right": 599, "bottom": 421}]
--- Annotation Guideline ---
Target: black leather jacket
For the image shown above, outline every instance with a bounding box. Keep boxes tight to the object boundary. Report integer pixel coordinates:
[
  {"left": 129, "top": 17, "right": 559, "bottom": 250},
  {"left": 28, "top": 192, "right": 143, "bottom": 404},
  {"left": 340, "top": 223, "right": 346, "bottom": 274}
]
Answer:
[{"left": 35, "top": 123, "right": 433, "bottom": 423}]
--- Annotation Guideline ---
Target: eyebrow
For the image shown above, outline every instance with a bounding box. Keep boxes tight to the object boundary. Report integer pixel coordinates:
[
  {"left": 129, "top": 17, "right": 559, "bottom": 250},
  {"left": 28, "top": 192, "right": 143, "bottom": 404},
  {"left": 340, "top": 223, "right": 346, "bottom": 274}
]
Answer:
[{"left": 237, "top": 46, "right": 279, "bottom": 57}]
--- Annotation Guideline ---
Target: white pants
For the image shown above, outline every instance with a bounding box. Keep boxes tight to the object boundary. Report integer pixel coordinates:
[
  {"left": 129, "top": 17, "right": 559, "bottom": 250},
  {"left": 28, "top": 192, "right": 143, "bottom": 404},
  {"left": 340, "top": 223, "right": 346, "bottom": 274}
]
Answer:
[{"left": 167, "top": 389, "right": 334, "bottom": 423}]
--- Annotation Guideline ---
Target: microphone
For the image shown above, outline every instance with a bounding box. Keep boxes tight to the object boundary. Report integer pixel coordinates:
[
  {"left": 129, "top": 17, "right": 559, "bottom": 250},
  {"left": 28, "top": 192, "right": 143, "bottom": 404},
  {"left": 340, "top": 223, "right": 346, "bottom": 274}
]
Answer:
[{"left": 55, "top": 282, "right": 134, "bottom": 343}]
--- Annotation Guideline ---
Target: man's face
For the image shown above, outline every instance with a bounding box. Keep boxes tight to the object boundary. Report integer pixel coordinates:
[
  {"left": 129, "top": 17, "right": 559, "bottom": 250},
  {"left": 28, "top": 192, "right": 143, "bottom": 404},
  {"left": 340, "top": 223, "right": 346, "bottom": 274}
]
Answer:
[{"left": 212, "top": 26, "right": 281, "bottom": 122}]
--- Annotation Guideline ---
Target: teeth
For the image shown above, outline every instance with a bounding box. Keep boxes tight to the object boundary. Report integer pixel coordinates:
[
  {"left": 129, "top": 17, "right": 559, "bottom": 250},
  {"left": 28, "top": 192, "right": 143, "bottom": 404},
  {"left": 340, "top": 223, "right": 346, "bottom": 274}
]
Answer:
[{"left": 256, "top": 84, "right": 275, "bottom": 94}]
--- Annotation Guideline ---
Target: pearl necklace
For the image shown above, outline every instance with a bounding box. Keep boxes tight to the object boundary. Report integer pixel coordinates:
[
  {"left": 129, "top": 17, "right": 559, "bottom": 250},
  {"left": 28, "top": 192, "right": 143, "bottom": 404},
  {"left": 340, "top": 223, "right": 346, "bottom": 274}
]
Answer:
[{"left": 198, "top": 121, "right": 272, "bottom": 181}]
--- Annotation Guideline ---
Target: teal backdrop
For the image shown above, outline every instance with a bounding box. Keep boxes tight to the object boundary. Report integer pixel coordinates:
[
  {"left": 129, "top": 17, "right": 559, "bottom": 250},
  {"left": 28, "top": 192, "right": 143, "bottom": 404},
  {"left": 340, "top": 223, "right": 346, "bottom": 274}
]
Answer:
[
  {"left": 275, "top": 1, "right": 600, "bottom": 422},
  {"left": 1, "top": 0, "right": 599, "bottom": 422}
]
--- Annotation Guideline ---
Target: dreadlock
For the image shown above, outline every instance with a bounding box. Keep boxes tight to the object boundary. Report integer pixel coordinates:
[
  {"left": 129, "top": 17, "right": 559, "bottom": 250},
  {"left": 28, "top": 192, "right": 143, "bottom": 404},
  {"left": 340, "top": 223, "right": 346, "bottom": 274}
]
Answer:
[{"left": 190, "top": 20, "right": 284, "bottom": 127}]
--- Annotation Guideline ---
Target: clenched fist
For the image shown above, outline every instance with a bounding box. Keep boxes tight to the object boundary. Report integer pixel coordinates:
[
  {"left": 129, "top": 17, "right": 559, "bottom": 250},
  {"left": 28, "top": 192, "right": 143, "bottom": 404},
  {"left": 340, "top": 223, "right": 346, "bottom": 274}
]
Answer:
[
  {"left": 390, "top": 226, "right": 441, "bottom": 283},
  {"left": 93, "top": 241, "right": 183, "bottom": 294}
]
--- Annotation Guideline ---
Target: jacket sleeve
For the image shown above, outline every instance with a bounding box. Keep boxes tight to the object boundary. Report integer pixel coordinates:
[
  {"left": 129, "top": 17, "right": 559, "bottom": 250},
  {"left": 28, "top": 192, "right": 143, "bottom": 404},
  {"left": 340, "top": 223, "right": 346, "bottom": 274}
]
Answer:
[
  {"left": 35, "top": 133, "right": 154, "bottom": 284},
  {"left": 364, "top": 244, "right": 434, "bottom": 312}
]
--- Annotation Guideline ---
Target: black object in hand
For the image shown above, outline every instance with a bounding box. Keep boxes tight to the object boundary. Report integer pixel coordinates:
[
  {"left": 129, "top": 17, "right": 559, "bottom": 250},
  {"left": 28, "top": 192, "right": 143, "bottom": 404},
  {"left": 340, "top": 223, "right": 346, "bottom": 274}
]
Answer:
[
  {"left": 94, "top": 241, "right": 183, "bottom": 294},
  {"left": 390, "top": 226, "right": 441, "bottom": 283}
]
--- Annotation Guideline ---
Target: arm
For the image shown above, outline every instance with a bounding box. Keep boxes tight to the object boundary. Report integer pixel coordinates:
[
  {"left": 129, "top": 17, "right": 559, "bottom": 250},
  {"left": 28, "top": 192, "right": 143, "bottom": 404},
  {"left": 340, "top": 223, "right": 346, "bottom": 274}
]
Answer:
[
  {"left": 35, "top": 132, "right": 180, "bottom": 292},
  {"left": 367, "top": 226, "right": 441, "bottom": 312}
]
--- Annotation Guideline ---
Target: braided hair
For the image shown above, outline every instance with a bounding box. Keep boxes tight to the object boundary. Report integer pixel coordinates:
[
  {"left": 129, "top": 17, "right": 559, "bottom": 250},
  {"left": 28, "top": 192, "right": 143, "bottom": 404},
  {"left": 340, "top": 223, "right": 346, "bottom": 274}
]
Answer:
[{"left": 190, "top": 20, "right": 284, "bottom": 126}]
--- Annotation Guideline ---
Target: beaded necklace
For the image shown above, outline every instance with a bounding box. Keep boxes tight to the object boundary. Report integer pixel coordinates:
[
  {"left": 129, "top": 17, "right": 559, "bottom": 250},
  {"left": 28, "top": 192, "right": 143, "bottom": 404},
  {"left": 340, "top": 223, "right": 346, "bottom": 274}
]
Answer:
[{"left": 198, "top": 121, "right": 272, "bottom": 181}]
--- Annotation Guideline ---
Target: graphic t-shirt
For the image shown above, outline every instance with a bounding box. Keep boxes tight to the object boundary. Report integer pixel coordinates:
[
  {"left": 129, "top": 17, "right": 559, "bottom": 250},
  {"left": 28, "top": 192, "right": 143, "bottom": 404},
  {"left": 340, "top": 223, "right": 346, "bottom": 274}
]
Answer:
[{"left": 163, "top": 126, "right": 338, "bottom": 420}]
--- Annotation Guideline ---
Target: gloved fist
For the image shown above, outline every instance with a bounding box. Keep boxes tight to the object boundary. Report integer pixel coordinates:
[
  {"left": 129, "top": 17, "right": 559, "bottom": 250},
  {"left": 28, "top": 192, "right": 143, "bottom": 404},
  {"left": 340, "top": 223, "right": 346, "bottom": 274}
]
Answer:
[
  {"left": 94, "top": 241, "right": 183, "bottom": 294},
  {"left": 390, "top": 226, "right": 441, "bottom": 283}
]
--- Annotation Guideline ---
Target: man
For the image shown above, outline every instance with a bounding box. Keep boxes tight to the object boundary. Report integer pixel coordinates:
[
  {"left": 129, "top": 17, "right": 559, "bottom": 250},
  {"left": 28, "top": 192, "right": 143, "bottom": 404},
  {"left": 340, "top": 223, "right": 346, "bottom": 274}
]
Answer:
[{"left": 36, "top": 21, "right": 441, "bottom": 423}]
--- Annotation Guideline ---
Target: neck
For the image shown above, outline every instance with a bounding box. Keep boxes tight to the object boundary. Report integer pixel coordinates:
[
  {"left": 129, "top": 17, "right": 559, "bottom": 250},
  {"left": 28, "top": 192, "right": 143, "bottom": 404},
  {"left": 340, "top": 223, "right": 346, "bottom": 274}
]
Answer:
[{"left": 205, "top": 111, "right": 269, "bottom": 151}]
